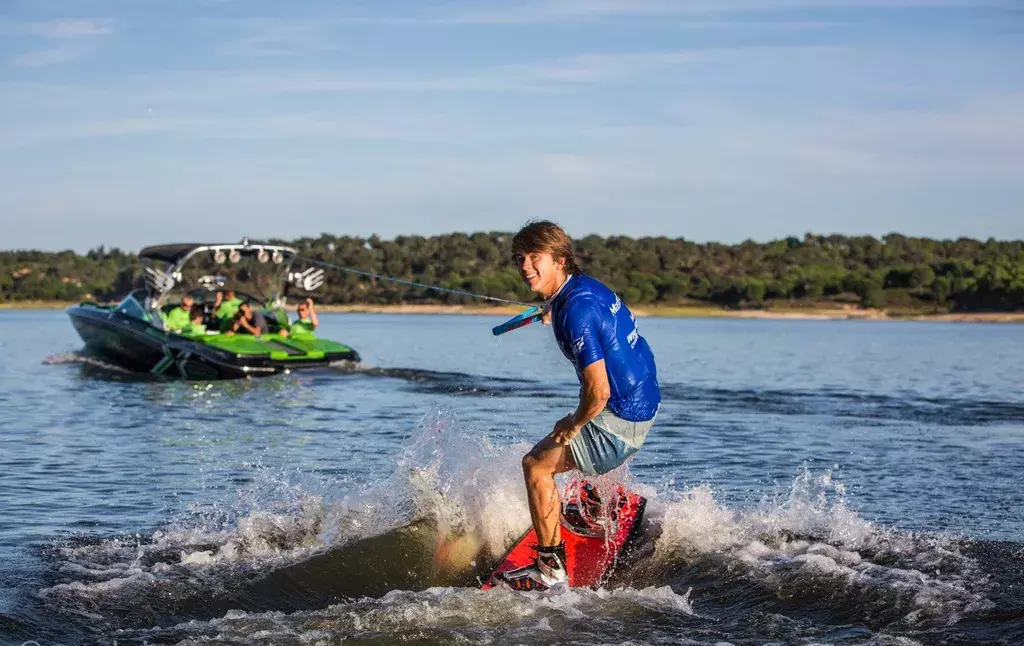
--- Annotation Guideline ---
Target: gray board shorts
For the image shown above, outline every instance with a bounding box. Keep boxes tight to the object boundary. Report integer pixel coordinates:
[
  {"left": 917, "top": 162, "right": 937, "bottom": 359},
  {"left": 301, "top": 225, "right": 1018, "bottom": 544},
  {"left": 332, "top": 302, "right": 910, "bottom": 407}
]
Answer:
[{"left": 568, "top": 409, "right": 656, "bottom": 476}]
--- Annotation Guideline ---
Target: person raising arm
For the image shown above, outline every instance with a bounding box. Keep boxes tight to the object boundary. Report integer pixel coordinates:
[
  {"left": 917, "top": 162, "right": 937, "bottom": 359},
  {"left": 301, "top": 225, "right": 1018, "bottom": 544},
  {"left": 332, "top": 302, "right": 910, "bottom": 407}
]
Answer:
[{"left": 290, "top": 298, "right": 319, "bottom": 336}]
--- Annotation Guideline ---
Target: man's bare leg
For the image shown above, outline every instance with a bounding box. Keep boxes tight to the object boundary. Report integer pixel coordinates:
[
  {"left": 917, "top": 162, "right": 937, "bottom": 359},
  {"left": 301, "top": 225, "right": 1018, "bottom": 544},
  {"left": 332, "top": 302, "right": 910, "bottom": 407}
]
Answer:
[{"left": 522, "top": 434, "right": 576, "bottom": 547}]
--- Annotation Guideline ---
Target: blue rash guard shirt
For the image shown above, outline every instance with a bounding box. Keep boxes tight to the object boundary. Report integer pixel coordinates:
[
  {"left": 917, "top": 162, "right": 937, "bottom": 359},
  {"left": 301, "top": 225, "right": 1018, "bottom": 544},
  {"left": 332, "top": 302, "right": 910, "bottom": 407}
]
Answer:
[{"left": 550, "top": 274, "right": 660, "bottom": 422}]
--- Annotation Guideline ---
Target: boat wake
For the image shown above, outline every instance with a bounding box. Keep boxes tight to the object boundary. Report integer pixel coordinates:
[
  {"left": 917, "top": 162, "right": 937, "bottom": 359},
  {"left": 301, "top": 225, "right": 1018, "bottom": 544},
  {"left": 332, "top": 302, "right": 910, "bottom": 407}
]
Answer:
[
  {"left": 34, "top": 410, "right": 1018, "bottom": 645},
  {"left": 330, "top": 362, "right": 567, "bottom": 399},
  {"left": 43, "top": 351, "right": 134, "bottom": 376}
]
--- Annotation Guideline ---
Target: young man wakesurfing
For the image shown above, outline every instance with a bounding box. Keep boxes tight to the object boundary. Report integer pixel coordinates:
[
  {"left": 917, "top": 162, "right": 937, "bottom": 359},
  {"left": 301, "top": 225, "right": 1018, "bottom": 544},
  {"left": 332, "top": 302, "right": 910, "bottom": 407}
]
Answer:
[{"left": 499, "top": 220, "right": 660, "bottom": 591}]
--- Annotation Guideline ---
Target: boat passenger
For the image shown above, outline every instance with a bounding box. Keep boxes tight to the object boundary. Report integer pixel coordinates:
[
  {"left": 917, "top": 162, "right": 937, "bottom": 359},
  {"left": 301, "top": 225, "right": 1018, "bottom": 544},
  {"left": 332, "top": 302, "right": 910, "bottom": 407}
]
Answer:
[
  {"left": 227, "top": 301, "right": 268, "bottom": 336},
  {"left": 214, "top": 289, "right": 242, "bottom": 321},
  {"left": 180, "top": 306, "right": 207, "bottom": 337},
  {"left": 163, "top": 295, "right": 194, "bottom": 332},
  {"left": 290, "top": 298, "right": 319, "bottom": 337}
]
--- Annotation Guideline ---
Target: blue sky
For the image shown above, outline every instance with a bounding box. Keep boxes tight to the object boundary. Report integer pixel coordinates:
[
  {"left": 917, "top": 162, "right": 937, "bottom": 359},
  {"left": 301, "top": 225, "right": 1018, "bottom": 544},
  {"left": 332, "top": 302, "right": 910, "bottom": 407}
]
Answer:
[{"left": 1, "top": 0, "right": 1022, "bottom": 252}]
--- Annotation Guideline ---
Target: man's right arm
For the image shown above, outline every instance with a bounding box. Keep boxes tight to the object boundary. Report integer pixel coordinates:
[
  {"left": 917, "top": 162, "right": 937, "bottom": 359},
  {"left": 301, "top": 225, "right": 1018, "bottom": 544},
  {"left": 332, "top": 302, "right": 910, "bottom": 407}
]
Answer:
[
  {"left": 570, "top": 359, "right": 611, "bottom": 426},
  {"left": 551, "top": 303, "right": 610, "bottom": 444}
]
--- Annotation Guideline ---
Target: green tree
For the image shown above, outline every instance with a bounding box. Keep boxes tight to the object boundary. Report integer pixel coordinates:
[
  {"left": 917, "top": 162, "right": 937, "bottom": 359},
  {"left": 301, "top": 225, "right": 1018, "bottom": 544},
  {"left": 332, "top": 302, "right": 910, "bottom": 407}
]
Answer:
[{"left": 3, "top": 231, "right": 1023, "bottom": 311}]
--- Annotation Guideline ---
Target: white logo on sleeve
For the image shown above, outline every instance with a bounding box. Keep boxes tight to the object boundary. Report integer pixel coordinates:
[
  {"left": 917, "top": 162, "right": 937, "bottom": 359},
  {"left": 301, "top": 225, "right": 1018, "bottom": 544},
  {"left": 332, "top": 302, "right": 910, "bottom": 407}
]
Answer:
[
  {"left": 573, "top": 336, "right": 585, "bottom": 355},
  {"left": 610, "top": 296, "right": 621, "bottom": 315},
  {"left": 626, "top": 328, "right": 639, "bottom": 348}
]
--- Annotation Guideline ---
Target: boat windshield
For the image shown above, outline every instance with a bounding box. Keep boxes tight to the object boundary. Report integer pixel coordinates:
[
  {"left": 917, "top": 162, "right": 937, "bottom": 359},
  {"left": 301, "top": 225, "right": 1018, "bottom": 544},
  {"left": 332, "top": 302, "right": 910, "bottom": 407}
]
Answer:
[{"left": 116, "top": 293, "right": 152, "bottom": 322}]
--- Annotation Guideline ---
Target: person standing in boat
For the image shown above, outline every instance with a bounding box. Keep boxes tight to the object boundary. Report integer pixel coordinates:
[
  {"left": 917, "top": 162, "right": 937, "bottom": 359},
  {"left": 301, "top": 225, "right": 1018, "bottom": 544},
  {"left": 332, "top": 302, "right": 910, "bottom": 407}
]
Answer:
[
  {"left": 290, "top": 298, "right": 319, "bottom": 337},
  {"left": 498, "top": 220, "right": 660, "bottom": 591},
  {"left": 214, "top": 289, "right": 242, "bottom": 321}
]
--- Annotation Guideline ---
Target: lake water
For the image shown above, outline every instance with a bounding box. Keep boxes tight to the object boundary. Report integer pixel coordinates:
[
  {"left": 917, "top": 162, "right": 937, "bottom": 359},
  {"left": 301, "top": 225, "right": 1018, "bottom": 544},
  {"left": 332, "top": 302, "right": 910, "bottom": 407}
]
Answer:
[{"left": 1, "top": 310, "right": 1023, "bottom": 645}]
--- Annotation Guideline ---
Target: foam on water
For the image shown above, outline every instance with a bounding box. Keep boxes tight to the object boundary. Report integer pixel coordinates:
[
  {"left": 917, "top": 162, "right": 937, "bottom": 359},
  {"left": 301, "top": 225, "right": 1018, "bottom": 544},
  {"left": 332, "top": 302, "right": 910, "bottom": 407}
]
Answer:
[
  {"left": 643, "top": 467, "right": 996, "bottom": 627},
  {"left": 121, "top": 585, "right": 695, "bottom": 645},
  {"left": 38, "top": 407, "right": 534, "bottom": 616},
  {"left": 36, "top": 408, "right": 999, "bottom": 644}
]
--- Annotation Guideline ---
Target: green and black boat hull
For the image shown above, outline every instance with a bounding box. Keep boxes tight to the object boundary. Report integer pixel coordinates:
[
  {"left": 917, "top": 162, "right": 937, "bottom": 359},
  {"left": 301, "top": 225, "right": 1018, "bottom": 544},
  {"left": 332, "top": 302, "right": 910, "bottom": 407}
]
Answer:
[{"left": 68, "top": 303, "right": 359, "bottom": 380}]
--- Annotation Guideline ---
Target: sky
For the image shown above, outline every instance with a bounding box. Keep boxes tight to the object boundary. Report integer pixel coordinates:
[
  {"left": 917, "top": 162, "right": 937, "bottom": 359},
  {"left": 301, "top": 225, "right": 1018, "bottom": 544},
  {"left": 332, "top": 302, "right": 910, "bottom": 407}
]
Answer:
[{"left": 0, "top": 0, "right": 1022, "bottom": 252}]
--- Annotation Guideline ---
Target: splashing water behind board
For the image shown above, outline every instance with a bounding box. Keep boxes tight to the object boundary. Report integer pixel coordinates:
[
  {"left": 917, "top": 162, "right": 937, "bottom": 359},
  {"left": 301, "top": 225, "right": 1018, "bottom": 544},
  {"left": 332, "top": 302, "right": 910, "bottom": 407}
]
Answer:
[{"left": 26, "top": 407, "right": 999, "bottom": 646}]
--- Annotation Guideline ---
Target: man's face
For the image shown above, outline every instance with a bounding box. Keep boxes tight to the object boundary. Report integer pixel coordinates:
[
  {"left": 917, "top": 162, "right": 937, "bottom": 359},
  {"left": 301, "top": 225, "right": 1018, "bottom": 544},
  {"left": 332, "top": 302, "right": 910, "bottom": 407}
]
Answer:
[
  {"left": 239, "top": 303, "right": 251, "bottom": 318},
  {"left": 182, "top": 296, "right": 194, "bottom": 309},
  {"left": 226, "top": 291, "right": 236, "bottom": 300},
  {"left": 297, "top": 304, "right": 309, "bottom": 318},
  {"left": 515, "top": 249, "right": 564, "bottom": 298}
]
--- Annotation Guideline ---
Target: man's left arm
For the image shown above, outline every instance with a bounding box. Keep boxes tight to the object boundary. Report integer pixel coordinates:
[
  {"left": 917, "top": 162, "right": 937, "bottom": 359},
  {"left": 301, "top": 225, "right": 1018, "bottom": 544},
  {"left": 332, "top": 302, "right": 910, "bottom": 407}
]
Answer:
[
  {"left": 309, "top": 301, "right": 319, "bottom": 328},
  {"left": 552, "top": 360, "right": 610, "bottom": 445}
]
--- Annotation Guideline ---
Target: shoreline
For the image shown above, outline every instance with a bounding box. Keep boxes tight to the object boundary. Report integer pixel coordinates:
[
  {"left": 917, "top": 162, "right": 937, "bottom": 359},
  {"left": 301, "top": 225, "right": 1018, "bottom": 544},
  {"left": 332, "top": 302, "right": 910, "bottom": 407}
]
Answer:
[
  {"left": 2, "top": 300, "right": 1023, "bottom": 323},
  {"left": 314, "top": 304, "right": 1024, "bottom": 323}
]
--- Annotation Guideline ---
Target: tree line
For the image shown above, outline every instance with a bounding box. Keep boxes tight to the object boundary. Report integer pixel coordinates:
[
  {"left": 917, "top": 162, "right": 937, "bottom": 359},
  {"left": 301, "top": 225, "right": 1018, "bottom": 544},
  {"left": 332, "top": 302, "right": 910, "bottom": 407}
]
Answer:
[{"left": 2, "top": 233, "right": 1023, "bottom": 312}]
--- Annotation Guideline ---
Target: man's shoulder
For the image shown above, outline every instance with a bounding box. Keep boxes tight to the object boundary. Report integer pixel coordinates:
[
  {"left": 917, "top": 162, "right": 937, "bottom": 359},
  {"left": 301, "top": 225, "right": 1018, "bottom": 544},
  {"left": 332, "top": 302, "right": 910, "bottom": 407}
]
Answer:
[
  {"left": 563, "top": 275, "right": 617, "bottom": 309},
  {"left": 558, "top": 276, "right": 618, "bottom": 327}
]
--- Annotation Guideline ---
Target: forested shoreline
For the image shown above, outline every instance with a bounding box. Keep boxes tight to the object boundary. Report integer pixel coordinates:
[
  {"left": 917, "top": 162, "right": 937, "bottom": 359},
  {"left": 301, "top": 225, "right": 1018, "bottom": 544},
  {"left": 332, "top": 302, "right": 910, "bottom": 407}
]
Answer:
[{"left": 2, "top": 232, "right": 1022, "bottom": 312}]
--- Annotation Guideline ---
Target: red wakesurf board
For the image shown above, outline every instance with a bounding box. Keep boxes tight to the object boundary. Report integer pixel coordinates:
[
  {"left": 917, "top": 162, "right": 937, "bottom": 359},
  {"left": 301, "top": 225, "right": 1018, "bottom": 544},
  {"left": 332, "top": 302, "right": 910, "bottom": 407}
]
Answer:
[{"left": 481, "top": 481, "right": 646, "bottom": 590}]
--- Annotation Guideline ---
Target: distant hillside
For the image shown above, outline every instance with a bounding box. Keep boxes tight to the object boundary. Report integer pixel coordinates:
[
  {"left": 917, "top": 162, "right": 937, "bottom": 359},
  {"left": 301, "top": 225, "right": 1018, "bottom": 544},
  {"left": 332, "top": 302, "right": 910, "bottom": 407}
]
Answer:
[{"left": 2, "top": 233, "right": 1023, "bottom": 312}]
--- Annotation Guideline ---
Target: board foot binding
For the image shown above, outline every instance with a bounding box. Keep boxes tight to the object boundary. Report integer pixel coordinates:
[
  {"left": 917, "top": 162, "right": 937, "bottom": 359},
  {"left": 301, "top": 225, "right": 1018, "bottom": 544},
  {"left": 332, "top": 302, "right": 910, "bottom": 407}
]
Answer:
[
  {"left": 495, "top": 542, "right": 568, "bottom": 591},
  {"left": 560, "top": 481, "right": 616, "bottom": 538}
]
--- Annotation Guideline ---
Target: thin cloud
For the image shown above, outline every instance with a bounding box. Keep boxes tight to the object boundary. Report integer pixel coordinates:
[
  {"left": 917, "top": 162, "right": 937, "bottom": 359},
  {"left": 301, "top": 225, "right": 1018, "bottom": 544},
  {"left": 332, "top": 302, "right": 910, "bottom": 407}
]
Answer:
[
  {"left": 189, "top": 1, "right": 986, "bottom": 29},
  {"left": 2, "top": 17, "right": 113, "bottom": 68},
  {"left": 539, "top": 153, "right": 664, "bottom": 186},
  {"left": 413, "top": 0, "right": 1011, "bottom": 25},
  {"left": 793, "top": 96, "right": 1024, "bottom": 178},
  {"left": 214, "top": 19, "right": 337, "bottom": 57},
  {"left": 0, "top": 18, "right": 114, "bottom": 39},
  {"left": 0, "top": 44, "right": 773, "bottom": 110},
  {"left": 34, "top": 18, "right": 113, "bottom": 38},
  {"left": 664, "top": 94, "right": 1024, "bottom": 181},
  {"left": 11, "top": 47, "right": 85, "bottom": 67},
  {"left": 506, "top": 47, "right": 796, "bottom": 84}
]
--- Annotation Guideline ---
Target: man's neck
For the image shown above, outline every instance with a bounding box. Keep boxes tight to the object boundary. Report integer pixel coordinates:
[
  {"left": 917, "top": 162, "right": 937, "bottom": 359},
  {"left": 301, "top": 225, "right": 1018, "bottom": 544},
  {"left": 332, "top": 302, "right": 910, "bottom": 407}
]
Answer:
[{"left": 542, "top": 272, "right": 572, "bottom": 301}]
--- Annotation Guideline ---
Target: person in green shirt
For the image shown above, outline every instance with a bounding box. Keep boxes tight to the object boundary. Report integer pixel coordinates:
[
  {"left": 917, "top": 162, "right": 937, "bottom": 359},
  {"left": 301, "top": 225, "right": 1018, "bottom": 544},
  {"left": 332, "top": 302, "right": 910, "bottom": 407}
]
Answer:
[
  {"left": 180, "top": 306, "right": 208, "bottom": 337},
  {"left": 163, "top": 295, "right": 195, "bottom": 332},
  {"left": 290, "top": 298, "right": 319, "bottom": 337},
  {"left": 214, "top": 289, "right": 242, "bottom": 322}
]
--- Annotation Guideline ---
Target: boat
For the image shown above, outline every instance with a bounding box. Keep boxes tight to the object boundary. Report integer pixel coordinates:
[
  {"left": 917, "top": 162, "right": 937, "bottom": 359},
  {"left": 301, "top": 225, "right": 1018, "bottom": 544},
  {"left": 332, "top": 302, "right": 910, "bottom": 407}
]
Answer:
[{"left": 66, "top": 240, "right": 360, "bottom": 379}]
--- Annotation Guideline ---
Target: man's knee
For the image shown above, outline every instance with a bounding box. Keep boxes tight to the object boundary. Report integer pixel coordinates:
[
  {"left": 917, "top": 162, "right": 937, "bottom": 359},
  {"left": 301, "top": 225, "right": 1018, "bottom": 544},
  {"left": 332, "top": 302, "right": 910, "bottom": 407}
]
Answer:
[
  {"left": 522, "top": 452, "right": 549, "bottom": 485},
  {"left": 522, "top": 452, "right": 537, "bottom": 475}
]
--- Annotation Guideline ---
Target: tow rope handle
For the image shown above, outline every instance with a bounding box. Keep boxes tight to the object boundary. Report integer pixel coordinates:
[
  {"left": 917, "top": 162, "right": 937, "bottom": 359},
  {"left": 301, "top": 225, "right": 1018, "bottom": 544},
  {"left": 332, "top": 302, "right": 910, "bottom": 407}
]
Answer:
[{"left": 492, "top": 306, "right": 544, "bottom": 336}]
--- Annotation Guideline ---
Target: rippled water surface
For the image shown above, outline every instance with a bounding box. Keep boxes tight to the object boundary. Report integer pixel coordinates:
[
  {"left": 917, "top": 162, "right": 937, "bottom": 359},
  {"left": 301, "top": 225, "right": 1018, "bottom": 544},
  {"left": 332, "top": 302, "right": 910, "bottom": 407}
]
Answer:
[{"left": 1, "top": 310, "right": 1023, "bottom": 645}]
